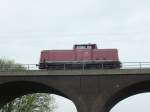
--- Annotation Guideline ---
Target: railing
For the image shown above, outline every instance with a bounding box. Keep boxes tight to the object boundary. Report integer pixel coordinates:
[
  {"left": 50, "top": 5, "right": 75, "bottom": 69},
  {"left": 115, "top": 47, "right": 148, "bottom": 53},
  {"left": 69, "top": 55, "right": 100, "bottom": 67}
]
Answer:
[
  {"left": 0, "top": 62, "right": 150, "bottom": 71},
  {"left": 122, "top": 62, "right": 150, "bottom": 69},
  {"left": 0, "top": 64, "right": 38, "bottom": 71}
]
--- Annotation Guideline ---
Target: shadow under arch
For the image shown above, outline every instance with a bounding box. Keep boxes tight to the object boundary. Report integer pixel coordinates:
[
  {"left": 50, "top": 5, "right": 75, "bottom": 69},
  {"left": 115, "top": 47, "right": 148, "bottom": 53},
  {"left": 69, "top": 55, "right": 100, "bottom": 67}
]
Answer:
[
  {"left": 105, "top": 80, "right": 150, "bottom": 112},
  {"left": 0, "top": 80, "right": 69, "bottom": 107}
]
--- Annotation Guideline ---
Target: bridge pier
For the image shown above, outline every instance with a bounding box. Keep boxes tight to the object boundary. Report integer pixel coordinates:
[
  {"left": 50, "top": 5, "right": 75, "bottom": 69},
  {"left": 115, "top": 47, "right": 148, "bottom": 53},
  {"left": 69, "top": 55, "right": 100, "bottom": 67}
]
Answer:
[{"left": 73, "top": 95, "right": 108, "bottom": 112}]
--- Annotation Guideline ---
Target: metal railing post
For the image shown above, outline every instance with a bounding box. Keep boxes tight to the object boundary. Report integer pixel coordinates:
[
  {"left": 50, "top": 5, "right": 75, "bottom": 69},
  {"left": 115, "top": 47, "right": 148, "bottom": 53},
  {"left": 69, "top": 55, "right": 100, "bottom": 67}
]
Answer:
[
  {"left": 82, "top": 63, "right": 84, "bottom": 71},
  {"left": 102, "top": 63, "right": 104, "bottom": 69},
  {"left": 64, "top": 64, "right": 66, "bottom": 71},
  {"left": 139, "top": 62, "right": 142, "bottom": 70},
  {"left": 27, "top": 64, "right": 30, "bottom": 70}
]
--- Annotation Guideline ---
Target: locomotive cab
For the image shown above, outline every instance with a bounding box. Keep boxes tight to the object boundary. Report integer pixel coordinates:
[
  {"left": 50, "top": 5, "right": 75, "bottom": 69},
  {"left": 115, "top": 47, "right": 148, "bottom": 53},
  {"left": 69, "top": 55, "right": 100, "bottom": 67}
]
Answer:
[{"left": 73, "top": 44, "right": 97, "bottom": 50}]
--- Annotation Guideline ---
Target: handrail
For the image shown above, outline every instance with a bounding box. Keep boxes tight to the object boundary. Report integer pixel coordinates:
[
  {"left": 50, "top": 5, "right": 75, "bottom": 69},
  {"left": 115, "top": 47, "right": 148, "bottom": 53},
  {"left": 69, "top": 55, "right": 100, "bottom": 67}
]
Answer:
[{"left": 0, "top": 62, "right": 150, "bottom": 71}]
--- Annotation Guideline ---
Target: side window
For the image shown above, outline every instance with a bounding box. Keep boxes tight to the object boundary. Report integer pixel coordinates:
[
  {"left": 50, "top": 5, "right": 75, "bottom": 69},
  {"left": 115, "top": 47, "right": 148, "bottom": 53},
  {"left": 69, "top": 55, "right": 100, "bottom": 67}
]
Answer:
[
  {"left": 74, "top": 44, "right": 96, "bottom": 49},
  {"left": 76, "top": 45, "right": 86, "bottom": 49},
  {"left": 87, "top": 45, "right": 92, "bottom": 49}
]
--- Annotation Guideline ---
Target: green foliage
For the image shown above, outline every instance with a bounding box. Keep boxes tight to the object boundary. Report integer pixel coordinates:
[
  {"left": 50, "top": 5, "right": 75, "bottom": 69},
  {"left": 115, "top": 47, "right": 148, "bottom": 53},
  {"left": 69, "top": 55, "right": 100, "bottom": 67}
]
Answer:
[
  {"left": 0, "top": 59, "right": 25, "bottom": 71},
  {"left": 0, "top": 58, "right": 56, "bottom": 112},
  {"left": 0, "top": 93, "right": 56, "bottom": 112}
]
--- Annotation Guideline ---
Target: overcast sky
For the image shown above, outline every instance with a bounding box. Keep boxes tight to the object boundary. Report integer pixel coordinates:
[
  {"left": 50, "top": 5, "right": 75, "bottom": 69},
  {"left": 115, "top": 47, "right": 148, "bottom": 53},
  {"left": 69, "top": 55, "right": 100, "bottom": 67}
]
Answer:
[{"left": 0, "top": 0, "right": 150, "bottom": 112}]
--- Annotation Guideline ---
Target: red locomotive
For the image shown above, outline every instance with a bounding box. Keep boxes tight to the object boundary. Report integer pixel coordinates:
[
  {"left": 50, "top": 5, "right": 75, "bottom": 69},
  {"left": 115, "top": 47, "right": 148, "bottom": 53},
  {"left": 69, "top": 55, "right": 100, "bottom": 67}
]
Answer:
[{"left": 39, "top": 44, "right": 121, "bottom": 69}]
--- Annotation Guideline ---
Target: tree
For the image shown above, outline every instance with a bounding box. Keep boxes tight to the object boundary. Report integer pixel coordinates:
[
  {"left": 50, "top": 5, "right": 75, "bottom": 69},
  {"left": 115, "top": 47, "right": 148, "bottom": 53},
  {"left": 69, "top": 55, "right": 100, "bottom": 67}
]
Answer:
[
  {"left": 0, "top": 93, "right": 56, "bottom": 112},
  {"left": 0, "top": 59, "right": 24, "bottom": 71},
  {"left": 0, "top": 59, "right": 56, "bottom": 112}
]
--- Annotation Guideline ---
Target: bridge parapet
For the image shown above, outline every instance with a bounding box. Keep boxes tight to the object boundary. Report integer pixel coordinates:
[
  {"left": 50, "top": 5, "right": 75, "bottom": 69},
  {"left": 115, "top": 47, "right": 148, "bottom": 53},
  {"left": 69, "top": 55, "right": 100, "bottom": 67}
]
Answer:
[{"left": 0, "top": 69, "right": 150, "bottom": 76}]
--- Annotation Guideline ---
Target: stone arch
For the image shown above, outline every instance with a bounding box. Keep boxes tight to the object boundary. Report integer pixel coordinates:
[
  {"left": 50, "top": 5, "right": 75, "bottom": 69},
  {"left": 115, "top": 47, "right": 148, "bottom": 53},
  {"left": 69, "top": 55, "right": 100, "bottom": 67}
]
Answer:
[
  {"left": 104, "top": 80, "right": 150, "bottom": 112},
  {"left": 0, "top": 80, "right": 71, "bottom": 107}
]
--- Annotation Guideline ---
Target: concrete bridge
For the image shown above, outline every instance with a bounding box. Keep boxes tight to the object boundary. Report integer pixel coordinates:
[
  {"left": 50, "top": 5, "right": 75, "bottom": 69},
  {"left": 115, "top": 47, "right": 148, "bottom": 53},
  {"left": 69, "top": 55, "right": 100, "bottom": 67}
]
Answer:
[{"left": 0, "top": 69, "right": 150, "bottom": 112}]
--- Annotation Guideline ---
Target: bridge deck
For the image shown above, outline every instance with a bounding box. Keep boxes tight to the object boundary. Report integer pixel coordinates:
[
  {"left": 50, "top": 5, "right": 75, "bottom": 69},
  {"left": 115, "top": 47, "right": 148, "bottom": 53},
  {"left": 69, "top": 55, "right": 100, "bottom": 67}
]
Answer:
[{"left": 0, "top": 69, "right": 150, "bottom": 76}]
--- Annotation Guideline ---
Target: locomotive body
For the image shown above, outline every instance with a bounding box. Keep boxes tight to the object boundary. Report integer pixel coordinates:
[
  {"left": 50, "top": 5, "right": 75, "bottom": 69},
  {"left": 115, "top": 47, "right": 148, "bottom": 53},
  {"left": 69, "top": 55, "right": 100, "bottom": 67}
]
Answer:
[{"left": 39, "top": 44, "right": 121, "bottom": 69}]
